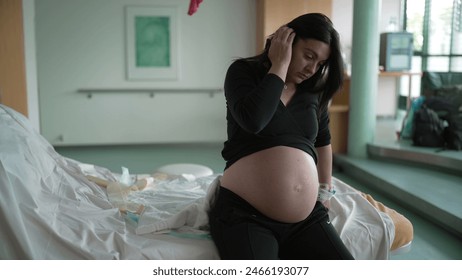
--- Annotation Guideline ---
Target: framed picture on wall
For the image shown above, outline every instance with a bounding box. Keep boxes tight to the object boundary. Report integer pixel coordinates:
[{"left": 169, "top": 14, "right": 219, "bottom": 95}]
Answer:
[{"left": 125, "top": 6, "right": 179, "bottom": 80}]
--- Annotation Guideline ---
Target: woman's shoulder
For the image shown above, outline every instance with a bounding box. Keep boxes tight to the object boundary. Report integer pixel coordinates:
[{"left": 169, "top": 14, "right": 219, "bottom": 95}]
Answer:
[
  {"left": 229, "top": 58, "right": 256, "bottom": 69},
  {"left": 227, "top": 58, "right": 267, "bottom": 79}
]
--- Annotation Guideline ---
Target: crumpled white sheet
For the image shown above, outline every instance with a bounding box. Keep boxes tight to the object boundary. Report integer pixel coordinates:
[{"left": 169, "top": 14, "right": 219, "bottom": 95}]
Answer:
[
  {"left": 129, "top": 175, "right": 218, "bottom": 235},
  {"left": 0, "top": 105, "right": 218, "bottom": 260},
  {"left": 329, "top": 178, "right": 395, "bottom": 260},
  {"left": 0, "top": 104, "right": 394, "bottom": 260}
]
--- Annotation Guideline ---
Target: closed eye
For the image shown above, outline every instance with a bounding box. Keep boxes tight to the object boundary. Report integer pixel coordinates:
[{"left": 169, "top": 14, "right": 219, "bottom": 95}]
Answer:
[{"left": 305, "top": 54, "right": 314, "bottom": 60}]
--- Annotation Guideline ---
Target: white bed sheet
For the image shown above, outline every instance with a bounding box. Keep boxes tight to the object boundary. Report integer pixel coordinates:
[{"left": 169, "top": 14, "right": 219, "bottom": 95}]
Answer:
[{"left": 0, "top": 105, "right": 394, "bottom": 260}]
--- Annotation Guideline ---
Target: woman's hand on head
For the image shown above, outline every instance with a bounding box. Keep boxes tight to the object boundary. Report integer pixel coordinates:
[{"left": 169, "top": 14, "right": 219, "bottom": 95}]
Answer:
[{"left": 268, "top": 26, "right": 295, "bottom": 80}]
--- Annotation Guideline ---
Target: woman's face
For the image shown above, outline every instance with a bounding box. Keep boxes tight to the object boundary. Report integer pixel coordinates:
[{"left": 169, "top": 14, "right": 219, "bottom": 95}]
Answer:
[{"left": 286, "top": 38, "right": 330, "bottom": 85}]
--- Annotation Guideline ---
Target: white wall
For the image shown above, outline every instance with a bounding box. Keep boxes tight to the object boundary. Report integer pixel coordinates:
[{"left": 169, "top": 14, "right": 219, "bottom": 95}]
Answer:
[{"left": 35, "top": 0, "right": 255, "bottom": 146}]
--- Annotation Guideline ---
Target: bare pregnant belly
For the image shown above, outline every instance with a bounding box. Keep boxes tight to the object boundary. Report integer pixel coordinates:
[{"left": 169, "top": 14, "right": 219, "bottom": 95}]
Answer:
[{"left": 220, "top": 146, "right": 319, "bottom": 223}]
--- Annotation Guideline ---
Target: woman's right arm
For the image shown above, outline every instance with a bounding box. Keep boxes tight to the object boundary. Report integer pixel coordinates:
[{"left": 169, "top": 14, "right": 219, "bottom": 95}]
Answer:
[
  {"left": 224, "top": 27, "right": 295, "bottom": 134},
  {"left": 224, "top": 61, "right": 284, "bottom": 133},
  {"left": 267, "top": 26, "right": 295, "bottom": 80}
]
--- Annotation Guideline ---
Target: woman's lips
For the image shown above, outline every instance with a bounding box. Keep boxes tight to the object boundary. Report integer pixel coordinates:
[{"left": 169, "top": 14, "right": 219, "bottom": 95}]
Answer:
[{"left": 298, "top": 73, "right": 310, "bottom": 80}]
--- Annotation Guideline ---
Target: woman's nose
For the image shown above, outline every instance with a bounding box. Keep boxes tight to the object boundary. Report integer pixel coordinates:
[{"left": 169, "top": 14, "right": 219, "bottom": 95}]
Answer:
[{"left": 304, "top": 63, "right": 317, "bottom": 75}]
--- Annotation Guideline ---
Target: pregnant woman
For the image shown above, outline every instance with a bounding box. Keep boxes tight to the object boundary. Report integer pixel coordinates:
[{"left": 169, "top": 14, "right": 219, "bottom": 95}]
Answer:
[{"left": 208, "top": 13, "right": 354, "bottom": 260}]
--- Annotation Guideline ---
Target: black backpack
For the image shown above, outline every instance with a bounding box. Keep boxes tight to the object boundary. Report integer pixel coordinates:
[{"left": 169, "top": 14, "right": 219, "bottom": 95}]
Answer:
[
  {"left": 412, "top": 104, "right": 446, "bottom": 147},
  {"left": 425, "top": 92, "right": 462, "bottom": 150}
]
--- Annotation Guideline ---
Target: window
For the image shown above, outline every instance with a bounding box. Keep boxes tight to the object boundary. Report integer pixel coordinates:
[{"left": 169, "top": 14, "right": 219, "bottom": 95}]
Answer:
[{"left": 405, "top": 0, "right": 462, "bottom": 72}]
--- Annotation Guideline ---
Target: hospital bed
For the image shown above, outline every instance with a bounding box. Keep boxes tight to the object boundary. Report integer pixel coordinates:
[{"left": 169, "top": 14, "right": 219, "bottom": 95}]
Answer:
[{"left": 0, "top": 104, "right": 412, "bottom": 259}]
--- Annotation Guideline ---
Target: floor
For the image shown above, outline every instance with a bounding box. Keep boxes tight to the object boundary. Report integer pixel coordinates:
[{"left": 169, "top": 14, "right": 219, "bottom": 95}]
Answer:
[{"left": 55, "top": 118, "right": 462, "bottom": 260}]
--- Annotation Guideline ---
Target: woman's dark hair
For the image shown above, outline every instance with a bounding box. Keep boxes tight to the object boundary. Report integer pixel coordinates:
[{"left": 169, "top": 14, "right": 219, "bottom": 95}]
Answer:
[{"left": 247, "top": 13, "right": 344, "bottom": 113}]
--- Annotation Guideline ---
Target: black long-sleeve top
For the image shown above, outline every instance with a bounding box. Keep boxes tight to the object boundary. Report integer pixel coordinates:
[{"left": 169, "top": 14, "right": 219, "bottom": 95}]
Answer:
[{"left": 221, "top": 59, "right": 331, "bottom": 170}]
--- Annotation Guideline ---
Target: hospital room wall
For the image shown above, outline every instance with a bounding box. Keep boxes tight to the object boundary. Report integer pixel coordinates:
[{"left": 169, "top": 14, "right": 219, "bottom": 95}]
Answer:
[
  {"left": 24, "top": 0, "right": 402, "bottom": 146},
  {"left": 34, "top": 0, "right": 256, "bottom": 146}
]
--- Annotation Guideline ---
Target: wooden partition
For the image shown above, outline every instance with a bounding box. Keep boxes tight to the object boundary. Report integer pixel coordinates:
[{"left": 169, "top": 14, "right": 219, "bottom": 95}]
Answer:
[
  {"left": 330, "top": 77, "right": 350, "bottom": 154},
  {"left": 256, "top": 0, "right": 332, "bottom": 52},
  {"left": 0, "top": 0, "right": 28, "bottom": 117}
]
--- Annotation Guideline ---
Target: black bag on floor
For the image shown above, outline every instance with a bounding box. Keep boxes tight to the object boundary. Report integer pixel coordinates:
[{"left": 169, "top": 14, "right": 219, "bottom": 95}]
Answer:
[
  {"left": 425, "top": 91, "right": 462, "bottom": 150},
  {"left": 412, "top": 105, "right": 446, "bottom": 147}
]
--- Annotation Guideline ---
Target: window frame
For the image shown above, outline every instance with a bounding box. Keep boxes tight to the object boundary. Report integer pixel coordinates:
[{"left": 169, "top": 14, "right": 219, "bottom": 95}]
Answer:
[{"left": 404, "top": 0, "right": 462, "bottom": 72}]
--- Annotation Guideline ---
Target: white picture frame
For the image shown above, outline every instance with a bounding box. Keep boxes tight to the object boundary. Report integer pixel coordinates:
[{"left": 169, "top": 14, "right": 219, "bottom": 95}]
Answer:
[{"left": 125, "top": 6, "right": 179, "bottom": 80}]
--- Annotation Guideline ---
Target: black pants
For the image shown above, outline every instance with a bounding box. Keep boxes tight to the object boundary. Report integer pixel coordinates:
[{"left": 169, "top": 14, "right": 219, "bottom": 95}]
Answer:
[{"left": 208, "top": 187, "right": 354, "bottom": 260}]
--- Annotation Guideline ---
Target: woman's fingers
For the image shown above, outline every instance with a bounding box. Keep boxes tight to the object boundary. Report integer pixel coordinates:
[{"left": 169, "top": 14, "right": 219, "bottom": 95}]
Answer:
[
  {"left": 268, "top": 26, "right": 295, "bottom": 63},
  {"left": 267, "top": 27, "right": 295, "bottom": 80},
  {"left": 273, "top": 26, "right": 295, "bottom": 43}
]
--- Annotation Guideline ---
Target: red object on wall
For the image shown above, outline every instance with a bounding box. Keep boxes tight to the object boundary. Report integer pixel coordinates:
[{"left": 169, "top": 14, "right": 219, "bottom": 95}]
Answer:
[{"left": 188, "top": 0, "right": 203, "bottom": 15}]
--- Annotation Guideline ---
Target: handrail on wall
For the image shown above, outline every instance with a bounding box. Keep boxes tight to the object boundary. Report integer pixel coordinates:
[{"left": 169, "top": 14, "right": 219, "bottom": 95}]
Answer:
[{"left": 77, "top": 88, "right": 223, "bottom": 98}]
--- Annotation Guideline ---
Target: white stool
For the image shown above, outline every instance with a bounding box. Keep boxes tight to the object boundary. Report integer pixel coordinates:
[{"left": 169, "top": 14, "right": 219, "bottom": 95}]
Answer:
[{"left": 156, "top": 163, "right": 214, "bottom": 178}]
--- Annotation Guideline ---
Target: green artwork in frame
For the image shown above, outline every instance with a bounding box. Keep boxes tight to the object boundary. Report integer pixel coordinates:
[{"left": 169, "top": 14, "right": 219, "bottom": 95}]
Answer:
[
  {"left": 135, "top": 16, "right": 171, "bottom": 68},
  {"left": 126, "top": 6, "right": 179, "bottom": 80}
]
